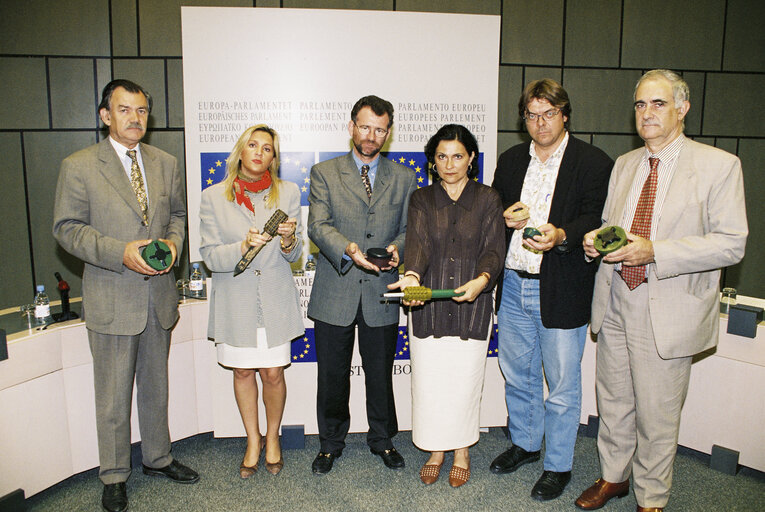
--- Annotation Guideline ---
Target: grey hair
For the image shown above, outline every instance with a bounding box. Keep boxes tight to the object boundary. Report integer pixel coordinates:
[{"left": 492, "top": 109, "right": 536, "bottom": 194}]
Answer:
[{"left": 634, "top": 69, "right": 690, "bottom": 107}]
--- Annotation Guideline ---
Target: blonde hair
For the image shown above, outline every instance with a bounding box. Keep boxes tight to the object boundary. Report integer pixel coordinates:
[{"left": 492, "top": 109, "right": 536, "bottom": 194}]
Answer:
[{"left": 222, "top": 124, "right": 282, "bottom": 209}]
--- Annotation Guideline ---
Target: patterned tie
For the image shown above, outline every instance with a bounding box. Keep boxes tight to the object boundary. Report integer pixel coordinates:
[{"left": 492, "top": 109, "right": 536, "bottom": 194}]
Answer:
[
  {"left": 127, "top": 149, "right": 149, "bottom": 226},
  {"left": 360, "top": 164, "right": 372, "bottom": 199},
  {"left": 621, "top": 157, "right": 659, "bottom": 290}
]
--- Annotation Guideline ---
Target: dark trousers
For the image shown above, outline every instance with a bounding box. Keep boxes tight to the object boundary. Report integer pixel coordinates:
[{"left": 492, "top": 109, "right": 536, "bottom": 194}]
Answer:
[{"left": 314, "top": 303, "right": 399, "bottom": 454}]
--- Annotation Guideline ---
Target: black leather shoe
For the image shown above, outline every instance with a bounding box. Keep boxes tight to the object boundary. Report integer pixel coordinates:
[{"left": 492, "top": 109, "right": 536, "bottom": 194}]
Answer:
[
  {"left": 142, "top": 459, "right": 199, "bottom": 483},
  {"left": 370, "top": 447, "right": 405, "bottom": 469},
  {"left": 531, "top": 470, "right": 572, "bottom": 501},
  {"left": 489, "top": 445, "right": 541, "bottom": 474},
  {"left": 312, "top": 451, "right": 340, "bottom": 474},
  {"left": 101, "top": 482, "right": 127, "bottom": 512}
]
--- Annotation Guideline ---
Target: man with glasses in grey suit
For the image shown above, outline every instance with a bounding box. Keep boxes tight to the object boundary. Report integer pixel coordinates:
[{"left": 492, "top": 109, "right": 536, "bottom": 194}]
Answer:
[
  {"left": 307, "top": 95, "right": 417, "bottom": 474},
  {"left": 53, "top": 79, "right": 198, "bottom": 512}
]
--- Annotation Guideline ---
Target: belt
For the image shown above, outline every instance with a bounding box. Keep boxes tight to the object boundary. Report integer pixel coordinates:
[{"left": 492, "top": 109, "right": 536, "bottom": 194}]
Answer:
[{"left": 512, "top": 269, "right": 540, "bottom": 280}]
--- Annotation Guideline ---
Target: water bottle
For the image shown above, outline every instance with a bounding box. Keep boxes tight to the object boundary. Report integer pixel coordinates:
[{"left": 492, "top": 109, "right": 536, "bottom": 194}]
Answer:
[
  {"left": 305, "top": 255, "right": 316, "bottom": 272},
  {"left": 34, "top": 285, "right": 51, "bottom": 323},
  {"left": 189, "top": 263, "right": 204, "bottom": 298}
]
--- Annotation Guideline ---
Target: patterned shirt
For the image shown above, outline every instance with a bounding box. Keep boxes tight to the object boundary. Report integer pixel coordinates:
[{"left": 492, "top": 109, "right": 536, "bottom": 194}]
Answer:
[{"left": 505, "top": 132, "right": 569, "bottom": 273}]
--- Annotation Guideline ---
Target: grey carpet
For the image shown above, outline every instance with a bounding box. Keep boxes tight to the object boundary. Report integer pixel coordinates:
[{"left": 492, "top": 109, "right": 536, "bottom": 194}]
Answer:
[{"left": 25, "top": 429, "right": 765, "bottom": 511}]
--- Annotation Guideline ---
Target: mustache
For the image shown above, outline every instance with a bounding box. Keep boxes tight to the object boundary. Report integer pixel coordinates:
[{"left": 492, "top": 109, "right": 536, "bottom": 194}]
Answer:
[{"left": 127, "top": 122, "right": 144, "bottom": 129}]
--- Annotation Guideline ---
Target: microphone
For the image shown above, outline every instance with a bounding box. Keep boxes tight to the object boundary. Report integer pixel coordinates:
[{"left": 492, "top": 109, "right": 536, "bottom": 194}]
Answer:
[
  {"left": 52, "top": 271, "right": 79, "bottom": 321},
  {"left": 233, "top": 209, "right": 288, "bottom": 276}
]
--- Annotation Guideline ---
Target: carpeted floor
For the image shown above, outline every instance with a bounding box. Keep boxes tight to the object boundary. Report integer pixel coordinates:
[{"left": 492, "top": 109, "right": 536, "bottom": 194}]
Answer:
[{"left": 25, "top": 429, "right": 765, "bottom": 511}]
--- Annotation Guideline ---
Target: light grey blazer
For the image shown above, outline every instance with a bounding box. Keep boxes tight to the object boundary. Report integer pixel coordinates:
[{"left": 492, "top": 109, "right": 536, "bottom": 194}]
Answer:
[
  {"left": 53, "top": 139, "right": 186, "bottom": 335},
  {"left": 590, "top": 139, "right": 748, "bottom": 358},
  {"left": 199, "top": 180, "right": 304, "bottom": 348},
  {"left": 307, "top": 152, "right": 418, "bottom": 327}
]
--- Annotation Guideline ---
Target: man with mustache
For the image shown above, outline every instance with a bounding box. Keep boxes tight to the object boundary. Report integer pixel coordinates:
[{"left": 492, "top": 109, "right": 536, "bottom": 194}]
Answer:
[
  {"left": 575, "top": 69, "right": 747, "bottom": 511},
  {"left": 53, "top": 79, "right": 197, "bottom": 512},
  {"left": 490, "top": 79, "right": 613, "bottom": 501},
  {"left": 307, "top": 95, "right": 417, "bottom": 474}
]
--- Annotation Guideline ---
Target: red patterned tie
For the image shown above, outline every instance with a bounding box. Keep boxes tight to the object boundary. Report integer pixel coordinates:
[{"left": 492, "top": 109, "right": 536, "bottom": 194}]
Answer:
[
  {"left": 360, "top": 164, "right": 372, "bottom": 199},
  {"left": 621, "top": 157, "right": 659, "bottom": 290}
]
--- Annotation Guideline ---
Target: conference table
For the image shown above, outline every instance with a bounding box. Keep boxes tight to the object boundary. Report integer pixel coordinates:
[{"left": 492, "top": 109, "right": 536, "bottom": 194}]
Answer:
[{"left": 1, "top": 274, "right": 763, "bottom": 497}]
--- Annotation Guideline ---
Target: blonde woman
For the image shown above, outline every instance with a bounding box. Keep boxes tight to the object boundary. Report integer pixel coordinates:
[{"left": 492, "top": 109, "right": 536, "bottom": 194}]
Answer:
[{"left": 200, "top": 124, "right": 303, "bottom": 477}]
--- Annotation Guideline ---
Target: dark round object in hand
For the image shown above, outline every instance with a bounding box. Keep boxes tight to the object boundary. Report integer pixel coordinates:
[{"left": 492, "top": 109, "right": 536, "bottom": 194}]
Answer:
[
  {"left": 366, "top": 247, "right": 392, "bottom": 267},
  {"left": 142, "top": 240, "right": 172, "bottom": 270},
  {"left": 594, "top": 226, "right": 628, "bottom": 255},
  {"left": 522, "top": 227, "right": 542, "bottom": 239}
]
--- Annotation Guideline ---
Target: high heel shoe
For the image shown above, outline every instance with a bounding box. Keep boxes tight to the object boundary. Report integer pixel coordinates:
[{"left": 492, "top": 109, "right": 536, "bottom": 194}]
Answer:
[
  {"left": 265, "top": 438, "right": 284, "bottom": 475},
  {"left": 239, "top": 437, "right": 266, "bottom": 479}
]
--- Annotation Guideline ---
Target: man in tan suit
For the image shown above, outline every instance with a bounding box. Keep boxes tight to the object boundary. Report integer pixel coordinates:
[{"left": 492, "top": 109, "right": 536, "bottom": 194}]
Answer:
[
  {"left": 575, "top": 70, "right": 747, "bottom": 512},
  {"left": 53, "top": 80, "right": 197, "bottom": 512}
]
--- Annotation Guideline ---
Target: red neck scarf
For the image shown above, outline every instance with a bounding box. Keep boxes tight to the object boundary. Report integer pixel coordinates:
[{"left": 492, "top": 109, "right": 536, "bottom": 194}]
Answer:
[{"left": 233, "top": 171, "right": 272, "bottom": 213}]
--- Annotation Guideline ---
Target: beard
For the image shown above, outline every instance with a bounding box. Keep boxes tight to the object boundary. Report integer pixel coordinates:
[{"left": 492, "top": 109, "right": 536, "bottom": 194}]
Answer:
[{"left": 353, "top": 139, "right": 383, "bottom": 158}]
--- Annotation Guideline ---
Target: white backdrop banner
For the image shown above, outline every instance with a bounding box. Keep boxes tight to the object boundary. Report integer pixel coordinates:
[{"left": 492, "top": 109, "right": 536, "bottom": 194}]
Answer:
[
  {"left": 181, "top": 7, "right": 504, "bottom": 434},
  {"left": 181, "top": 7, "right": 500, "bottom": 262}
]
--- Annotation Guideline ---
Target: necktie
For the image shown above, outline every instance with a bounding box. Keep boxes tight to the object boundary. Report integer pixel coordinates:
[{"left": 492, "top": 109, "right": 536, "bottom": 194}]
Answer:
[
  {"left": 127, "top": 149, "right": 149, "bottom": 226},
  {"left": 621, "top": 157, "right": 659, "bottom": 290},
  {"left": 360, "top": 164, "right": 372, "bottom": 199}
]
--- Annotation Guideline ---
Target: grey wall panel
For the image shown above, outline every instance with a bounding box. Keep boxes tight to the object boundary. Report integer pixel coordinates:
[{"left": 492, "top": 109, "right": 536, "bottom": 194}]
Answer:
[
  {"left": 525, "top": 67, "right": 562, "bottom": 86},
  {"left": 591, "top": 134, "right": 643, "bottom": 162},
  {"left": 167, "top": 60, "right": 185, "bottom": 128},
  {"left": 111, "top": 0, "right": 139, "bottom": 57},
  {"left": 622, "top": 0, "right": 724, "bottom": 71},
  {"left": 563, "top": 68, "right": 642, "bottom": 133},
  {"left": 0, "top": 0, "right": 109, "bottom": 56},
  {"left": 49, "top": 59, "right": 98, "bottom": 129},
  {"left": 723, "top": 0, "right": 765, "bottom": 72},
  {"left": 0, "top": 57, "right": 49, "bottom": 130},
  {"left": 139, "top": 0, "right": 253, "bottom": 57},
  {"left": 497, "top": 132, "right": 529, "bottom": 157},
  {"left": 680, "top": 71, "right": 704, "bottom": 136},
  {"left": 112, "top": 59, "right": 168, "bottom": 129},
  {"left": 0, "top": 134, "right": 33, "bottom": 310},
  {"left": 284, "top": 0, "right": 392, "bottom": 9},
  {"left": 501, "top": 0, "right": 563, "bottom": 65},
  {"left": 25, "top": 132, "right": 98, "bottom": 300},
  {"left": 565, "top": 0, "right": 621, "bottom": 67},
  {"left": 703, "top": 73, "right": 765, "bottom": 137},
  {"left": 725, "top": 139, "right": 764, "bottom": 298},
  {"left": 715, "top": 138, "right": 738, "bottom": 155},
  {"left": 498, "top": 66, "right": 524, "bottom": 131},
  {"left": 397, "top": 0, "right": 500, "bottom": 14}
]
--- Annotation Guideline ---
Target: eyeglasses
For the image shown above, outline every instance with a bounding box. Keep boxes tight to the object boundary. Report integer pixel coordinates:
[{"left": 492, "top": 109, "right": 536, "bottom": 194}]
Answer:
[
  {"left": 523, "top": 109, "right": 561, "bottom": 122},
  {"left": 353, "top": 122, "right": 388, "bottom": 137}
]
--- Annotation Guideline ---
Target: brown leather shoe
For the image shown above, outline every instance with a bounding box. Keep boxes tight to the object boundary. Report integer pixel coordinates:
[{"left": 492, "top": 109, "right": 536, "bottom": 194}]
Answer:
[
  {"left": 449, "top": 463, "right": 470, "bottom": 488},
  {"left": 636, "top": 507, "right": 663, "bottom": 511},
  {"left": 575, "top": 478, "right": 630, "bottom": 510},
  {"left": 419, "top": 462, "right": 443, "bottom": 485}
]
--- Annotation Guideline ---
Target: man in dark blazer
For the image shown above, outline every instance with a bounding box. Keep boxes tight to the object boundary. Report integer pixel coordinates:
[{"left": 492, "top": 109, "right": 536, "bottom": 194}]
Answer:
[
  {"left": 576, "top": 70, "right": 747, "bottom": 512},
  {"left": 53, "top": 80, "right": 197, "bottom": 512},
  {"left": 490, "top": 79, "right": 613, "bottom": 501},
  {"left": 307, "top": 95, "right": 417, "bottom": 474}
]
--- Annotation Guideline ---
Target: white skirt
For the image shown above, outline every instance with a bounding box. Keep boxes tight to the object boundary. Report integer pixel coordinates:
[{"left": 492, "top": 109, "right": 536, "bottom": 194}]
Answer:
[
  {"left": 216, "top": 327, "right": 291, "bottom": 369},
  {"left": 410, "top": 319, "right": 491, "bottom": 452}
]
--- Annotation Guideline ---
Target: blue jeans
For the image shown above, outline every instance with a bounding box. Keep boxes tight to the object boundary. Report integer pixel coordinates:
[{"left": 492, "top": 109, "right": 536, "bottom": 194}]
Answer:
[{"left": 497, "top": 268, "right": 587, "bottom": 472}]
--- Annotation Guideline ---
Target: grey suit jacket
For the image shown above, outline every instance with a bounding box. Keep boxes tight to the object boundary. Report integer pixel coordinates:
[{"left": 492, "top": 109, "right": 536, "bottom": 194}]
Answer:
[
  {"left": 307, "top": 152, "right": 417, "bottom": 327},
  {"left": 590, "top": 138, "right": 747, "bottom": 358},
  {"left": 199, "top": 181, "right": 304, "bottom": 348},
  {"left": 53, "top": 139, "right": 186, "bottom": 335}
]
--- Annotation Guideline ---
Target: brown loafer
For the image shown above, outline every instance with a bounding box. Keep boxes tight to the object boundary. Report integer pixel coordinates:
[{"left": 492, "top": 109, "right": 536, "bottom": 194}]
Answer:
[
  {"left": 637, "top": 507, "right": 663, "bottom": 511},
  {"left": 449, "top": 463, "right": 470, "bottom": 488},
  {"left": 575, "top": 478, "right": 630, "bottom": 509},
  {"left": 419, "top": 462, "right": 443, "bottom": 485}
]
